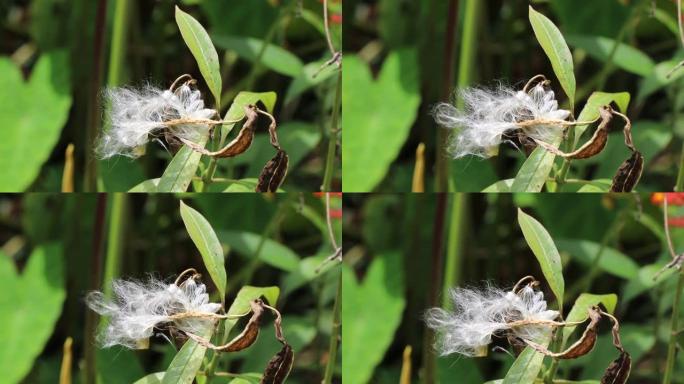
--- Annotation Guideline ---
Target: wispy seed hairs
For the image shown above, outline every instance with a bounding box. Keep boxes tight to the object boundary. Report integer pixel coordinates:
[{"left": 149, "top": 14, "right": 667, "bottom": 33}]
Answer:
[
  {"left": 97, "top": 77, "right": 217, "bottom": 159},
  {"left": 86, "top": 269, "right": 222, "bottom": 349},
  {"left": 433, "top": 75, "right": 571, "bottom": 158},
  {"left": 425, "top": 276, "right": 559, "bottom": 357}
]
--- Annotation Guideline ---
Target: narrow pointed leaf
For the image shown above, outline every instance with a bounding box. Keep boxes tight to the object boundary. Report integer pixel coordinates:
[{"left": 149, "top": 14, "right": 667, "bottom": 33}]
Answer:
[
  {"left": 502, "top": 330, "right": 552, "bottom": 384},
  {"left": 157, "top": 136, "right": 208, "bottom": 192},
  {"left": 518, "top": 209, "right": 565, "bottom": 308},
  {"left": 175, "top": 6, "right": 222, "bottom": 105},
  {"left": 179, "top": 200, "right": 226, "bottom": 300},
  {"left": 529, "top": 6, "right": 575, "bottom": 105},
  {"left": 511, "top": 134, "right": 561, "bottom": 192},
  {"left": 161, "top": 336, "right": 208, "bottom": 384}
]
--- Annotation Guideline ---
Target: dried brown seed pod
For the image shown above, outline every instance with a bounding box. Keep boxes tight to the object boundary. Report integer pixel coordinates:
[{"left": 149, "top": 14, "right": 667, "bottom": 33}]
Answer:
[
  {"left": 260, "top": 343, "right": 294, "bottom": 384},
  {"left": 601, "top": 351, "right": 631, "bottom": 384},
  {"left": 256, "top": 150, "right": 289, "bottom": 193},
  {"left": 610, "top": 151, "right": 643, "bottom": 192}
]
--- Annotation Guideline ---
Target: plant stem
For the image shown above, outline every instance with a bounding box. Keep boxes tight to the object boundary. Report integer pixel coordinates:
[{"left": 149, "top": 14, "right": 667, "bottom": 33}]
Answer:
[
  {"left": 663, "top": 270, "right": 684, "bottom": 384},
  {"left": 663, "top": 194, "right": 683, "bottom": 384},
  {"left": 435, "top": 0, "right": 460, "bottom": 192},
  {"left": 106, "top": 0, "right": 130, "bottom": 86},
  {"left": 442, "top": 193, "right": 466, "bottom": 308},
  {"left": 102, "top": 193, "right": 128, "bottom": 298},
  {"left": 322, "top": 272, "right": 341, "bottom": 383},
  {"left": 450, "top": 0, "right": 481, "bottom": 191},
  {"left": 83, "top": 194, "right": 107, "bottom": 384},
  {"left": 422, "top": 193, "right": 448, "bottom": 384},
  {"left": 84, "top": 0, "right": 108, "bottom": 192},
  {"left": 322, "top": 70, "right": 341, "bottom": 191},
  {"left": 677, "top": 143, "right": 684, "bottom": 191},
  {"left": 204, "top": 3, "right": 297, "bottom": 190}
]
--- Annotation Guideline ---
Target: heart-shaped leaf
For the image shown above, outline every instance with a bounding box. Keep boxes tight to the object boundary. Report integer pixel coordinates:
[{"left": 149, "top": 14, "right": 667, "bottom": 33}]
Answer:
[
  {"left": 0, "top": 51, "right": 72, "bottom": 191},
  {"left": 179, "top": 200, "right": 226, "bottom": 301},
  {"left": 342, "top": 49, "right": 421, "bottom": 192},
  {"left": 342, "top": 252, "right": 406, "bottom": 384},
  {"left": 0, "top": 244, "right": 65, "bottom": 383},
  {"left": 518, "top": 209, "right": 565, "bottom": 309},
  {"left": 175, "top": 6, "right": 222, "bottom": 106}
]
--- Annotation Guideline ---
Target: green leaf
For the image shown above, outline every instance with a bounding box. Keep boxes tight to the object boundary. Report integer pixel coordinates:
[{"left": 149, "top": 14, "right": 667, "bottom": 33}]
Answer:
[
  {"left": 482, "top": 179, "right": 514, "bottom": 192},
  {"left": 284, "top": 59, "right": 338, "bottom": 104},
  {"left": 518, "top": 209, "right": 565, "bottom": 308},
  {"left": 343, "top": 252, "right": 406, "bottom": 384},
  {"left": 562, "top": 293, "right": 617, "bottom": 345},
  {"left": 0, "top": 50, "right": 72, "bottom": 191},
  {"left": 204, "top": 178, "right": 285, "bottom": 193},
  {"left": 0, "top": 244, "right": 65, "bottom": 384},
  {"left": 224, "top": 285, "right": 280, "bottom": 336},
  {"left": 216, "top": 230, "right": 299, "bottom": 272},
  {"left": 555, "top": 239, "right": 639, "bottom": 279},
  {"left": 529, "top": 6, "right": 576, "bottom": 105},
  {"left": 161, "top": 334, "right": 209, "bottom": 384},
  {"left": 565, "top": 34, "right": 654, "bottom": 76},
  {"left": 213, "top": 35, "right": 303, "bottom": 77},
  {"left": 133, "top": 373, "right": 165, "bottom": 384},
  {"left": 221, "top": 91, "right": 277, "bottom": 142},
  {"left": 638, "top": 59, "right": 684, "bottom": 102},
  {"left": 133, "top": 372, "right": 165, "bottom": 384},
  {"left": 129, "top": 178, "right": 160, "bottom": 192},
  {"left": 97, "top": 348, "right": 144, "bottom": 384},
  {"left": 593, "top": 121, "right": 672, "bottom": 179},
  {"left": 157, "top": 138, "right": 207, "bottom": 192},
  {"left": 234, "top": 122, "right": 321, "bottom": 177},
  {"left": 576, "top": 179, "right": 612, "bottom": 192},
  {"left": 573, "top": 91, "right": 630, "bottom": 147},
  {"left": 502, "top": 329, "right": 552, "bottom": 384},
  {"left": 175, "top": 6, "right": 222, "bottom": 105},
  {"left": 342, "top": 49, "right": 421, "bottom": 192},
  {"left": 179, "top": 200, "right": 226, "bottom": 300},
  {"left": 511, "top": 134, "right": 562, "bottom": 192}
]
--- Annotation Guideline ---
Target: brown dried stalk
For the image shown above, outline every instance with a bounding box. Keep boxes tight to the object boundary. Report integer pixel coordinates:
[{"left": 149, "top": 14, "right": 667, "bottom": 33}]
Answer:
[
  {"left": 522, "top": 306, "right": 602, "bottom": 359},
  {"left": 184, "top": 299, "right": 264, "bottom": 352},
  {"left": 178, "top": 105, "right": 260, "bottom": 158},
  {"left": 599, "top": 309, "right": 631, "bottom": 384},
  {"left": 610, "top": 109, "right": 643, "bottom": 192},
  {"left": 532, "top": 106, "right": 613, "bottom": 160}
]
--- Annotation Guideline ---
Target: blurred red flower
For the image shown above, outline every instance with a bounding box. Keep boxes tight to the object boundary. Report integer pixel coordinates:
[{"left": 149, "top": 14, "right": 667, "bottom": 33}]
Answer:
[{"left": 651, "top": 193, "right": 684, "bottom": 206}]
